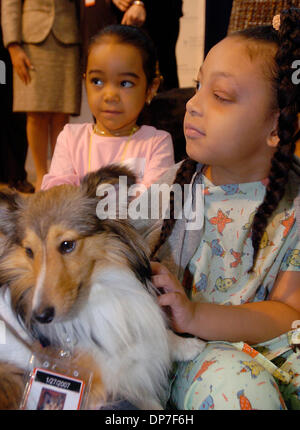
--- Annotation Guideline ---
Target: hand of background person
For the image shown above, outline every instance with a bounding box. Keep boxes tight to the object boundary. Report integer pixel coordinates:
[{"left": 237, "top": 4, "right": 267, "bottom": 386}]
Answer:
[
  {"left": 112, "top": 0, "right": 132, "bottom": 12},
  {"left": 151, "top": 262, "right": 196, "bottom": 334},
  {"left": 121, "top": 3, "right": 146, "bottom": 27},
  {"left": 8, "top": 43, "right": 34, "bottom": 85}
]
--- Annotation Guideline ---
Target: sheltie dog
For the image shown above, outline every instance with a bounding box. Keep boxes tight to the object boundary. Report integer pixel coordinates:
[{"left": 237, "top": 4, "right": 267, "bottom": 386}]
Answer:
[{"left": 0, "top": 166, "right": 205, "bottom": 410}]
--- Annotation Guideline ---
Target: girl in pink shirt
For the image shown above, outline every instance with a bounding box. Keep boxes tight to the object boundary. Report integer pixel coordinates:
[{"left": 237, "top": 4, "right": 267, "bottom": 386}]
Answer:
[{"left": 42, "top": 24, "right": 174, "bottom": 191}]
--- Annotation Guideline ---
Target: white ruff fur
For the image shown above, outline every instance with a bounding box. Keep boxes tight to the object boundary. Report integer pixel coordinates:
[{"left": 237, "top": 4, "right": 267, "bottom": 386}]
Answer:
[
  {"left": 36, "top": 266, "right": 172, "bottom": 409},
  {"left": 0, "top": 267, "right": 205, "bottom": 410}
]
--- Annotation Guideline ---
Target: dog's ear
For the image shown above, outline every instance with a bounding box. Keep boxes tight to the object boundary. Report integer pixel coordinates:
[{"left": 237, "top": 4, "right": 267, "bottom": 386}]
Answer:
[
  {"left": 81, "top": 164, "right": 139, "bottom": 222},
  {"left": 0, "top": 187, "right": 24, "bottom": 241},
  {"left": 80, "top": 164, "right": 137, "bottom": 198}
]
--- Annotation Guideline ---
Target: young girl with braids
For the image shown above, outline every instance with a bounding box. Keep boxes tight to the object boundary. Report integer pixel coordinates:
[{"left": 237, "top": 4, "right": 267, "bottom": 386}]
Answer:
[{"left": 147, "top": 8, "right": 300, "bottom": 409}]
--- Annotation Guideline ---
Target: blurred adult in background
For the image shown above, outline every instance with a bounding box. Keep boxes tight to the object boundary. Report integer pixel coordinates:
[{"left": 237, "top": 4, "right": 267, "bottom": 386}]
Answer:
[
  {"left": 0, "top": 6, "right": 34, "bottom": 193},
  {"left": 79, "top": 0, "right": 117, "bottom": 69},
  {"left": 112, "top": 0, "right": 183, "bottom": 91},
  {"left": 1, "top": 0, "right": 81, "bottom": 191},
  {"left": 112, "top": 0, "right": 146, "bottom": 27}
]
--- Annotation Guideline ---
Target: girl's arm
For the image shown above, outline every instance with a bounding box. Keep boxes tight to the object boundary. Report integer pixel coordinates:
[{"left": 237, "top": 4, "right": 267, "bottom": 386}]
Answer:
[
  {"left": 152, "top": 262, "right": 300, "bottom": 344},
  {"left": 41, "top": 126, "right": 80, "bottom": 190}
]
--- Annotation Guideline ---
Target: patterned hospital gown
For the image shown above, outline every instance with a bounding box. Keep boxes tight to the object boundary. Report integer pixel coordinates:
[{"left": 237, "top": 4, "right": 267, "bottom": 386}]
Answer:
[
  {"left": 170, "top": 175, "right": 300, "bottom": 410},
  {"left": 187, "top": 176, "right": 300, "bottom": 305}
]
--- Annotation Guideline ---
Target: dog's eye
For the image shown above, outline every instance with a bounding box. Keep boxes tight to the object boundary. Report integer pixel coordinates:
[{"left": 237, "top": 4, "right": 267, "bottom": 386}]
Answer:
[
  {"left": 25, "top": 247, "right": 34, "bottom": 259},
  {"left": 59, "top": 240, "right": 76, "bottom": 254}
]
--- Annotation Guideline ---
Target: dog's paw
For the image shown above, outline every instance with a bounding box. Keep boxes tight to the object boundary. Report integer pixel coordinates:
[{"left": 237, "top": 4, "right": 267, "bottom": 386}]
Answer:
[
  {"left": 168, "top": 330, "right": 206, "bottom": 362},
  {"left": 177, "top": 337, "right": 206, "bottom": 361}
]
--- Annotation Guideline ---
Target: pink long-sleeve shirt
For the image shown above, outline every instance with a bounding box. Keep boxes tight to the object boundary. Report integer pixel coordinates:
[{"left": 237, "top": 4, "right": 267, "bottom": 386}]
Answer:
[{"left": 41, "top": 123, "right": 175, "bottom": 190}]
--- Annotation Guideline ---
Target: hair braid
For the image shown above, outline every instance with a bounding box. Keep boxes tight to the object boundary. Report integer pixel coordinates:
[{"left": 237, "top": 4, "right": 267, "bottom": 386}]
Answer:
[
  {"left": 249, "top": 8, "right": 300, "bottom": 271},
  {"left": 150, "top": 158, "right": 198, "bottom": 259}
]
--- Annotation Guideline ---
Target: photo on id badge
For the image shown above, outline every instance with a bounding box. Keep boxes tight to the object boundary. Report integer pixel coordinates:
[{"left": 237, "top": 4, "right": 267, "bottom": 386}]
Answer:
[{"left": 22, "top": 368, "right": 85, "bottom": 410}]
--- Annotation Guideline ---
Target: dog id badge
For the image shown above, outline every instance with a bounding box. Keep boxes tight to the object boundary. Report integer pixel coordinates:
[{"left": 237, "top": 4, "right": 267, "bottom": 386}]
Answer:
[
  {"left": 20, "top": 351, "right": 93, "bottom": 410},
  {"left": 22, "top": 367, "right": 85, "bottom": 410}
]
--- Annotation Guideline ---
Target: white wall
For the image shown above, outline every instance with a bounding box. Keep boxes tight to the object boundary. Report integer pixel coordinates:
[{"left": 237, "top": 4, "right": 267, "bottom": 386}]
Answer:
[{"left": 176, "top": 0, "right": 206, "bottom": 88}]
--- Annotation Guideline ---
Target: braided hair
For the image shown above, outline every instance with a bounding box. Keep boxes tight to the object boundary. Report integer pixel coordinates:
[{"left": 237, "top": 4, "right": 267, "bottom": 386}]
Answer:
[
  {"left": 233, "top": 8, "right": 300, "bottom": 271},
  {"left": 151, "top": 8, "right": 300, "bottom": 268},
  {"left": 150, "top": 158, "right": 198, "bottom": 259}
]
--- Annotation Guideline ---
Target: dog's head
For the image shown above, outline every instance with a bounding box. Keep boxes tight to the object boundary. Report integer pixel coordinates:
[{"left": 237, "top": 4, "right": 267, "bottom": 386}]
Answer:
[{"left": 0, "top": 165, "right": 151, "bottom": 335}]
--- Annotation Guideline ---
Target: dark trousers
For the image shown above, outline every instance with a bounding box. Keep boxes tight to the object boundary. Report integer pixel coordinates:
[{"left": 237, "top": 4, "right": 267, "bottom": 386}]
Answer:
[
  {"left": 204, "top": 0, "right": 233, "bottom": 57},
  {"left": 0, "top": 112, "right": 28, "bottom": 184},
  {"left": 145, "top": 16, "right": 180, "bottom": 91},
  {"left": 0, "top": 30, "right": 28, "bottom": 184},
  {"left": 112, "top": 0, "right": 182, "bottom": 91}
]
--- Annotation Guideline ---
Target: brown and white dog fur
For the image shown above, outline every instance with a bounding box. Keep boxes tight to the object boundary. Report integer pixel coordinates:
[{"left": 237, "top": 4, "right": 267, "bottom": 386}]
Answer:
[{"left": 0, "top": 166, "right": 205, "bottom": 409}]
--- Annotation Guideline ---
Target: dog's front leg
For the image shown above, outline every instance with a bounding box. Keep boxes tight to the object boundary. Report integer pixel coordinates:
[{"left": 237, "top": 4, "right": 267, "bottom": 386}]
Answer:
[
  {"left": 68, "top": 349, "right": 106, "bottom": 410},
  {"left": 167, "top": 330, "right": 206, "bottom": 362}
]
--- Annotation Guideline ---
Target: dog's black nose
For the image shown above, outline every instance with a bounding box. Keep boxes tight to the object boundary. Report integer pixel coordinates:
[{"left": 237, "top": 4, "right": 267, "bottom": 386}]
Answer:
[{"left": 33, "top": 307, "right": 55, "bottom": 324}]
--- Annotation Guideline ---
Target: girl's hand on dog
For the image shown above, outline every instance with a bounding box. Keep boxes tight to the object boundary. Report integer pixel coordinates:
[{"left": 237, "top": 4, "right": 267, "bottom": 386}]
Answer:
[{"left": 151, "top": 262, "right": 196, "bottom": 334}]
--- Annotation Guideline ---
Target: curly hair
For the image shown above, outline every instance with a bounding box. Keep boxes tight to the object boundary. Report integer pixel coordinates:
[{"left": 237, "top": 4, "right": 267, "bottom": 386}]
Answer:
[{"left": 150, "top": 8, "right": 300, "bottom": 269}]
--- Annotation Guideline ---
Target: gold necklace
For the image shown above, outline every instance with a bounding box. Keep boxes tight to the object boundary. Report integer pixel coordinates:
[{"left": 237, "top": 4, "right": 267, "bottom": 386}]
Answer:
[
  {"left": 93, "top": 124, "right": 139, "bottom": 137},
  {"left": 88, "top": 124, "right": 139, "bottom": 172}
]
